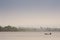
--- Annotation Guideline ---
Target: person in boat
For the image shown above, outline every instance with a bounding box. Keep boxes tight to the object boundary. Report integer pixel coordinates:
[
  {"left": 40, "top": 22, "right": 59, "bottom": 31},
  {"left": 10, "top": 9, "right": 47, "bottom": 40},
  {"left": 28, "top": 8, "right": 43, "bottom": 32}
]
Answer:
[
  {"left": 45, "top": 32, "right": 52, "bottom": 35},
  {"left": 50, "top": 33, "right": 52, "bottom": 35}
]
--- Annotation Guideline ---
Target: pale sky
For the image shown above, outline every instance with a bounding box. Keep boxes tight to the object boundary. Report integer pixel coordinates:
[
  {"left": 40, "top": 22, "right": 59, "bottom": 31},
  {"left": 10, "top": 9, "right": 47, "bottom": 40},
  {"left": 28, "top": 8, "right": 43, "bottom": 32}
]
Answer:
[{"left": 0, "top": 0, "right": 60, "bottom": 27}]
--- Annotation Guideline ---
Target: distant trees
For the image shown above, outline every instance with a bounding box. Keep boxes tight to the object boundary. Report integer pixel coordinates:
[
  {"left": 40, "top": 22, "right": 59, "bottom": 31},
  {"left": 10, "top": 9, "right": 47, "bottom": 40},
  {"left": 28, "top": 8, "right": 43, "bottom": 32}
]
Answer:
[
  {"left": 0, "top": 26, "right": 3, "bottom": 31},
  {"left": 3, "top": 25, "right": 18, "bottom": 31},
  {"left": 0, "top": 25, "right": 60, "bottom": 32},
  {"left": 0, "top": 25, "right": 40, "bottom": 32},
  {"left": 0, "top": 25, "right": 18, "bottom": 32}
]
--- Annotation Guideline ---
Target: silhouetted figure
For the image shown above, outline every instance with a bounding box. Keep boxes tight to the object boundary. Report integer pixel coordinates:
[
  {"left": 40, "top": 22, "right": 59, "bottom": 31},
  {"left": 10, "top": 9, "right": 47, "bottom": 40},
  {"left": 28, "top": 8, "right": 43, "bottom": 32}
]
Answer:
[{"left": 50, "top": 33, "right": 52, "bottom": 35}]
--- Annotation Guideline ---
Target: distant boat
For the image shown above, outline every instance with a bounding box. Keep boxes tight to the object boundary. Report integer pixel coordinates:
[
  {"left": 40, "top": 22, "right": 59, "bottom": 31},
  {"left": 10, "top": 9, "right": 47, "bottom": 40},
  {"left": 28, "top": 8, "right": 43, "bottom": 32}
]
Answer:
[{"left": 44, "top": 33, "right": 52, "bottom": 35}]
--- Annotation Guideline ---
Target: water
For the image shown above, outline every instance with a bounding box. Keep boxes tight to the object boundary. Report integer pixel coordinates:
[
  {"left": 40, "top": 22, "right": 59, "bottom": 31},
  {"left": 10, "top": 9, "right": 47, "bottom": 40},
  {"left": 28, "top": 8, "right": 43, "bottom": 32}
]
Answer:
[{"left": 0, "top": 32, "right": 60, "bottom": 40}]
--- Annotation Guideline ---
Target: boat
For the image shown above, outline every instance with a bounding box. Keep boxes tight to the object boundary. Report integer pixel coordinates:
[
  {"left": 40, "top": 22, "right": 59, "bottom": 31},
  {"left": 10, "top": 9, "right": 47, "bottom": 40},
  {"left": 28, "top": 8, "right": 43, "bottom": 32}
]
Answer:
[{"left": 44, "top": 33, "right": 52, "bottom": 35}]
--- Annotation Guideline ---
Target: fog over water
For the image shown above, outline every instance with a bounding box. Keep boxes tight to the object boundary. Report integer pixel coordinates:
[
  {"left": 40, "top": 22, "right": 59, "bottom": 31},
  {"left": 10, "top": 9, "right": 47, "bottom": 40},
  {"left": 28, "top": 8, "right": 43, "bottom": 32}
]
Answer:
[
  {"left": 0, "top": 0, "right": 60, "bottom": 40},
  {"left": 0, "top": 32, "right": 60, "bottom": 40}
]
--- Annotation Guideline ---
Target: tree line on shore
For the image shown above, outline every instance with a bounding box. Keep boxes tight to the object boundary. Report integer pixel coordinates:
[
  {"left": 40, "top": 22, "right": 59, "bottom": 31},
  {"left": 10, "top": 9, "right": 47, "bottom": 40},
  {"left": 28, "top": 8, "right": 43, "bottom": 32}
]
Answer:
[
  {"left": 0, "top": 25, "right": 38, "bottom": 32},
  {"left": 0, "top": 25, "right": 60, "bottom": 32}
]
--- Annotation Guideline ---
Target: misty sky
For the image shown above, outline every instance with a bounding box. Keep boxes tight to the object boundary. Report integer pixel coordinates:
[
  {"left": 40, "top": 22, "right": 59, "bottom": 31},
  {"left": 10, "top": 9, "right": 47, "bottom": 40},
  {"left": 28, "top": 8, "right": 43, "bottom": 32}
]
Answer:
[{"left": 0, "top": 0, "right": 60, "bottom": 27}]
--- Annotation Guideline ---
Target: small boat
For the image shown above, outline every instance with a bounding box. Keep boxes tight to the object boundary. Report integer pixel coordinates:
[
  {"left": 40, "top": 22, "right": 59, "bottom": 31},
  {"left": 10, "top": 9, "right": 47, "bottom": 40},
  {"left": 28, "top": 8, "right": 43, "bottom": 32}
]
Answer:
[{"left": 44, "top": 33, "right": 52, "bottom": 35}]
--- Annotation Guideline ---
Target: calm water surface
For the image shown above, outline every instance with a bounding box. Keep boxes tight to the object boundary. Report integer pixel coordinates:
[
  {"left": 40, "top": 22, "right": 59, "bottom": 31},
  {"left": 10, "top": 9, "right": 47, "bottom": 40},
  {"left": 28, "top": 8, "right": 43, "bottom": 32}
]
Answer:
[{"left": 0, "top": 32, "right": 60, "bottom": 40}]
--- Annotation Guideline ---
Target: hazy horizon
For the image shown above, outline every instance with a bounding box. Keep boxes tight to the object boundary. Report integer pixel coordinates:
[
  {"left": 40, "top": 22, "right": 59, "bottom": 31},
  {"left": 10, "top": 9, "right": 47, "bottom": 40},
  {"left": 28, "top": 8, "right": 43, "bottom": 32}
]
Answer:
[{"left": 0, "top": 0, "right": 60, "bottom": 27}]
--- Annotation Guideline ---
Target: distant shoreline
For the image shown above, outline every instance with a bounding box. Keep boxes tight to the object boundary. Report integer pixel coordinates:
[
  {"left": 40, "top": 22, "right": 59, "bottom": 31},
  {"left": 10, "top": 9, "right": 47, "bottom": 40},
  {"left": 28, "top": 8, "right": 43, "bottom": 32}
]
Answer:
[{"left": 0, "top": 25, "right": 60, "bottom": 32}]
